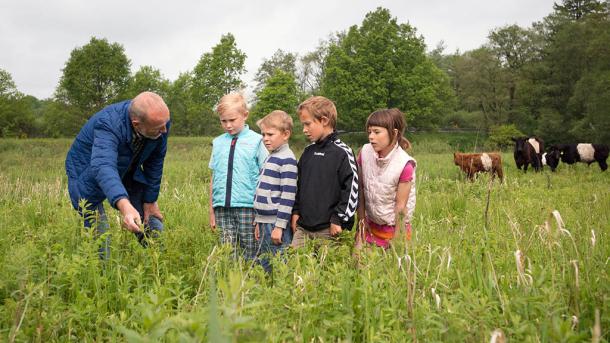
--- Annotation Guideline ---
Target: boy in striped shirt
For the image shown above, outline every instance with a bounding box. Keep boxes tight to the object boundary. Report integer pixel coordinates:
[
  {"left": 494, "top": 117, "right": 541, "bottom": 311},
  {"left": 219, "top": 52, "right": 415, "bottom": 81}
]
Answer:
[{"left": 254, "top": 111, "right": 298, "bottom": 272}]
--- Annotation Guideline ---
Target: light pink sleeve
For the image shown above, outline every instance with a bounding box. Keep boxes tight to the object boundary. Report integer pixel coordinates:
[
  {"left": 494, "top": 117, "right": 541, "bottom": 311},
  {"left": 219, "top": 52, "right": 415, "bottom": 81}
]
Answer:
[
  {"left": 357, "top": 151, "right": 362, "bottom": 166},
  {"left": 399, "top": 160, "right": 416, "bottom": 183}
]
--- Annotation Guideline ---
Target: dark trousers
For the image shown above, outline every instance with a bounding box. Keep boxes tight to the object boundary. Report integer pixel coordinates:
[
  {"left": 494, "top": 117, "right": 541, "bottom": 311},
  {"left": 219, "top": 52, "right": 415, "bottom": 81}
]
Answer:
[{"left": 256, "top": 223, "right": 293, "bottom": 273}]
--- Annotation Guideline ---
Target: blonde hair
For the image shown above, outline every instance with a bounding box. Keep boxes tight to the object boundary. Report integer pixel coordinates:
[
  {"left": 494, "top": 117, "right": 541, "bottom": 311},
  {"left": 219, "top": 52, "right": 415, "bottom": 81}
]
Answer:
[
  {"left": 257, "top": 110, "right": 293, "bottom": 133},
  {"left": 296, "top": 96, "right": 337, "bottom": 129},
  {"left": 366, "top": 108, "right": 412, "bottom": 150},
  {"left": 216, "top": 93, "right": 248, "bottom": 115}
]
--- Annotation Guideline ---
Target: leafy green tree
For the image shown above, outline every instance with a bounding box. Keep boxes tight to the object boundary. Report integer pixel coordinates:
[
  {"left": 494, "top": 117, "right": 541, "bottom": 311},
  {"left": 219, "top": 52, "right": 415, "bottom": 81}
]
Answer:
[
  {"left": 428, "top": 41, "right": 455, "bottom": 76},
  {"left": 298, "top": 40, "right": 330, "bottom": 96},
  {"left": 125, "top": 66, "right": 170, "bottom": 99},
  {"left": 165, "top": 72, "right": 223, "bottom": 136},
  {"left": 189, "top": 33, "right": 246, "bottom": 136},
  {"left": 165, "top": 72, "right": 193, "bottom": 136},
  {"left": 515, "top": 1, "right": 608, "bottom": 142},
  {"left": 535, "top": 108, "right": 566, "bottom": 144},
  {"left": 485, "top": 24, "right": 547, "bottom": 131},
  {"left": 541, "top": 22, "right": 590, "bottom": 115},
  {"left": 452, "top": 48, "right": 510, "bottom": 130},
  {"left": 56, "top": 37, "right": 131, "bottom": 114},
  {"left": 0, "top": 68, "right": 20, "bottom": 98},
  {"left": 564, "top": 18, "right": 610, "bottom": 142},
  {"left": 0, "top": 97, "right": 35, "bottom": 137},
  {"left": 487, "top": 124, "right": 524, "bottom": 149},
  {"left": 39, "top": 100, "right": 85, "bottom": 137},
  {"left": 404, "top": 59, "right": 457, "bottom": 129},
  {"left": 488, "top": 25, "right": 540, "bottom": 101},
  {"left": 253, "top": 49, "right": 297, "bottom": 95},
  {"left": 553, "top": 0, "right": 606, "bottom": 20},
  {"left": 321, "top": 7, "right": 455, "bottom": 130},
  {"left": 569, "top": 72, "right": 610, "bottom": 143},
  {"left": 191, "top": 33, "right": 246, "bottom": 109},
  {"left": 250, "top": 70, "right": 299, "bottom": 123},
  {"left": 442, "top": 110, "right": 485, "bottom": 129},
  {"left": 0, "top": 69, "right": 37, "bottom": 137}
]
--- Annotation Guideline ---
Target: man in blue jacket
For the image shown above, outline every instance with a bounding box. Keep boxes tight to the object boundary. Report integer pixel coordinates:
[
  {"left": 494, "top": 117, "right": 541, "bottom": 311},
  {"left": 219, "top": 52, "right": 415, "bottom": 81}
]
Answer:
[{"left": 65, "top": 91, "right": 170, "bottom": 257}]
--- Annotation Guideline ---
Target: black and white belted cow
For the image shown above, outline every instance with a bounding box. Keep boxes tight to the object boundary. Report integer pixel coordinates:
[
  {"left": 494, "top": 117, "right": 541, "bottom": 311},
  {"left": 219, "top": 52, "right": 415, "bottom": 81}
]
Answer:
[
  {"left": 511, "top": 137, "right": 544, "bottom": 172},
  {"left": 546, "top": 144, "right": 609, "bottom": 171},
  {"left": 543, "top": 148, "right": 561, "bottom": 171}
]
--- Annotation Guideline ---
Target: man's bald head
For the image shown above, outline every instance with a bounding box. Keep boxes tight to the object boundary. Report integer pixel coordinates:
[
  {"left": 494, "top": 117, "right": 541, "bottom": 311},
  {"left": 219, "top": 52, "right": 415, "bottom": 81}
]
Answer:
[
  {"left": 129, "top": 91, "right": 170, "bottom": 124},
  {"left": 129, "top": 92, "right": 170, "bottom": 139}
]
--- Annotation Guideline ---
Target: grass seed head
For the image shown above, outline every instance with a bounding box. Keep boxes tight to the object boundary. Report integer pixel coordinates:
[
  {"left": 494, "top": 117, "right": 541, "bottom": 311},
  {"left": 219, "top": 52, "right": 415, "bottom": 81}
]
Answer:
[
  {"left": 431, "top": 288, "right": 441, "bottom": 310},
  {"left": 551, "top": 210, "right": 564, "bottom": 231}
]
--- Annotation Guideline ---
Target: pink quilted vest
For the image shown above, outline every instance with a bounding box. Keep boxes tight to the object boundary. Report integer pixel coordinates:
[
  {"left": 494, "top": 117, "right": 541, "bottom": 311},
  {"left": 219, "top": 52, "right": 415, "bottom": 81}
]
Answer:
[{"left": 360, "top": 143, "right": 416, "bottom": 226}]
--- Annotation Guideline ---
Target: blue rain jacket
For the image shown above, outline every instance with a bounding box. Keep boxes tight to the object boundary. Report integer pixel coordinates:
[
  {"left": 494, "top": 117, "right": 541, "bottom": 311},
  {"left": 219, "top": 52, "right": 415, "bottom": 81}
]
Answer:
[{"left": 65, "top": 100, "right": 169, "bottom": 209}]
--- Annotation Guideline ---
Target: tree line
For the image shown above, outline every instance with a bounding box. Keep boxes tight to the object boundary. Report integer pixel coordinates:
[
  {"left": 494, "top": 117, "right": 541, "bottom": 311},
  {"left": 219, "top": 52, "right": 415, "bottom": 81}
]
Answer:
[{"left": 1, "top": 1, "right": 608, "bottom": 144}]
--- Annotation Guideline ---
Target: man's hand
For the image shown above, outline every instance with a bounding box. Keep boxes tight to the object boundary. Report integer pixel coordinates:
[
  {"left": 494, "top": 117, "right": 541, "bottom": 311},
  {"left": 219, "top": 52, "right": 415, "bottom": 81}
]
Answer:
[
  {"left": 291, "top": 214, "right": 299, "bottom": 233},
  {"left": 329, "top": 223, "right": 343, "bottom": 237},
  {"left": 271, "top": 227, "right": 283, "bottom": 245},
  {"left": 143, "top": 202, "right": 163, "bottom": 224},
  {"left": 254, "top": 223, "right": 260, "bottom": 241},
  {"left": 116, "top": 198, "right": 142, "bottom": 233}
]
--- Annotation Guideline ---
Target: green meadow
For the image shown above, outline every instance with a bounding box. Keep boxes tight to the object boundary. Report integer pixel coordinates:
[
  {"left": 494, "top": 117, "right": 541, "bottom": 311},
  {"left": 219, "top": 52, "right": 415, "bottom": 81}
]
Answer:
[{"left": 0, "top": 135, "right": 608, "bottom": 342}]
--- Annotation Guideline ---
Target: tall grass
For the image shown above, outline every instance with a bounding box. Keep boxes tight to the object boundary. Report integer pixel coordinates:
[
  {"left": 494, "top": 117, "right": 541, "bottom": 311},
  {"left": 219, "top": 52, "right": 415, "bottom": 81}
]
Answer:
[{"left": 0, "top": 135, "right": 608, "bottom": 342}]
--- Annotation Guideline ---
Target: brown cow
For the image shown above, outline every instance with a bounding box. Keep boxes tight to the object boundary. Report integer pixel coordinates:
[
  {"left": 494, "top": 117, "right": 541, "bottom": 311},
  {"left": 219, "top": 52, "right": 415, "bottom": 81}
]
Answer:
[{"left": 454, "top": 152, "right": 503, "bottom": 181}]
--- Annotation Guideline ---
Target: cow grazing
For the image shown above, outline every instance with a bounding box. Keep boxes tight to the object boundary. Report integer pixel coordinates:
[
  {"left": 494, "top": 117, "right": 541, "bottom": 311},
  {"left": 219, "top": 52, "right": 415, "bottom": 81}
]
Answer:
[
  {"left": 547, "top": 144, "right": 608, "bottom": 171},
  {"left": 511, "top": 136, "right": 544, "bottom": 172},
  {"left": 454, "top": 152, "right": 503, "bottom": 181}
]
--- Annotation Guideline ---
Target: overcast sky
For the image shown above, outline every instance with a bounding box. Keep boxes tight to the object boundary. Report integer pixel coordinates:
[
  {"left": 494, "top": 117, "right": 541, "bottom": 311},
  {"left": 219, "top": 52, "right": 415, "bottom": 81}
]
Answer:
[{"left": 1, "top": 0, "right": 557, "bottom": 100}]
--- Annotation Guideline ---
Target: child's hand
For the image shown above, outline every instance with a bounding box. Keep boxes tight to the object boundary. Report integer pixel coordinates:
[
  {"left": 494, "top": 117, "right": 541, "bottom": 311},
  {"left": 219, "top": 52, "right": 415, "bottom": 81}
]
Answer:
[
  {"left": 271, "top": 227, "right": 283, "bottom": 245},
  {"left": 209, "top": 210, "right": 216, "bottom": 232},
  {"left": 330, "top": 223, "right": 342, "bottom": 236},
  {"left": 291, "top": 214, "right": 299, "bottom": 233},
  {"left": 254, "top": 223, "right": 260, "bottom": 241}
]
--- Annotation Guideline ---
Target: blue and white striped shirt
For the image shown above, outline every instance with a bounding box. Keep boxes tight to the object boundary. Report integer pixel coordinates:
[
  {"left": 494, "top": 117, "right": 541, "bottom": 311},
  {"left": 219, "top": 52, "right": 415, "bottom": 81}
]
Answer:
[{"left": 254, "top": 143, "right": 298, "bottom": 229}]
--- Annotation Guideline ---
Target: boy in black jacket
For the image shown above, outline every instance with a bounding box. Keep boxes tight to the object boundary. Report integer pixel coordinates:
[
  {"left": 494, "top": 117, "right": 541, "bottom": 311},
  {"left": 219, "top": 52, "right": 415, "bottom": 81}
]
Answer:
[{"left": 290, "top": 96, "right": 358, "bottom": 248}]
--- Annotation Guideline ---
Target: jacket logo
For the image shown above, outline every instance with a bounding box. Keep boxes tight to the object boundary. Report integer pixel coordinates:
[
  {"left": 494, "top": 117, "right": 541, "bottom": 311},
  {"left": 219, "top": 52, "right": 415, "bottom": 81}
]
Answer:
[{"left": 314, "top": 152, "right": 325, "bottom": 156}]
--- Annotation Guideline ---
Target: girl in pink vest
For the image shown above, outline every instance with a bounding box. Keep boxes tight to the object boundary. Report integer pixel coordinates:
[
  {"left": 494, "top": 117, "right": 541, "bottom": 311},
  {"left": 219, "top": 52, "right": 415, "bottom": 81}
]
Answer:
[{"left": 355, "top": 109, "right": 416, "bottom": 249}]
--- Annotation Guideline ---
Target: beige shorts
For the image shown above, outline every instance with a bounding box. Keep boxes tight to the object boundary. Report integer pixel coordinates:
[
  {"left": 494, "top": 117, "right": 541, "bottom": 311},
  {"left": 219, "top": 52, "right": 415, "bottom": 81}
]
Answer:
[{"left": 290, "top": 225, "right": 334, "bottom": 249}]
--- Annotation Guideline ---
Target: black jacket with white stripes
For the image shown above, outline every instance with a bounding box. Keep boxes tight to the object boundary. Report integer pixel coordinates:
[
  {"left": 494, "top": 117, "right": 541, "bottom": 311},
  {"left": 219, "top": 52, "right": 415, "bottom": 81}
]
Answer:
[{"left": 293, "top": 131, "right": 358, "bottom": 231}]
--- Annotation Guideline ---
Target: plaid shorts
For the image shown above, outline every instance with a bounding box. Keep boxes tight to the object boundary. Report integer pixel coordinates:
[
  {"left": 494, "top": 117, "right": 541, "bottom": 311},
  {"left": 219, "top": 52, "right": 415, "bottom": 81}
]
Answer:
[{"left": 214, "top": 207, "right": 256, "bottom": 260}]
